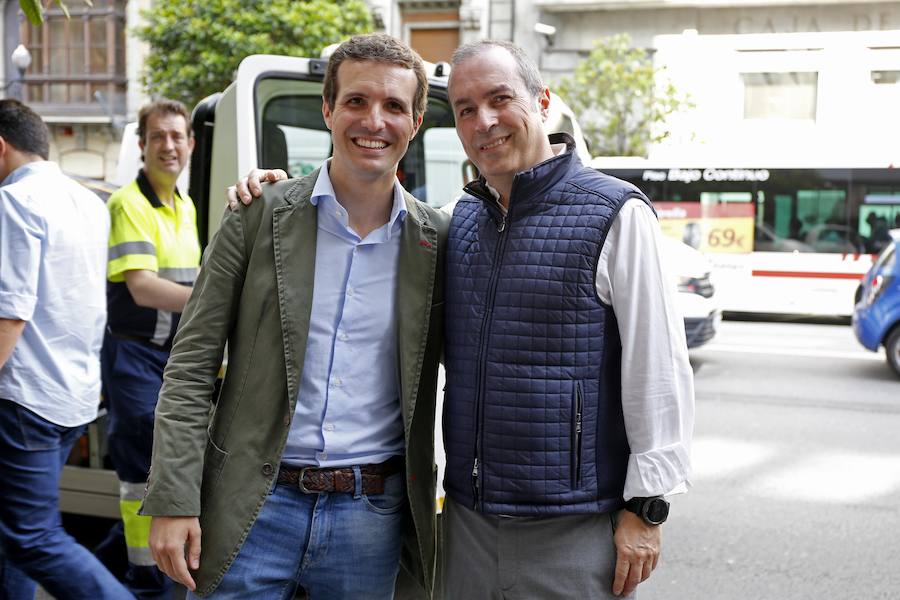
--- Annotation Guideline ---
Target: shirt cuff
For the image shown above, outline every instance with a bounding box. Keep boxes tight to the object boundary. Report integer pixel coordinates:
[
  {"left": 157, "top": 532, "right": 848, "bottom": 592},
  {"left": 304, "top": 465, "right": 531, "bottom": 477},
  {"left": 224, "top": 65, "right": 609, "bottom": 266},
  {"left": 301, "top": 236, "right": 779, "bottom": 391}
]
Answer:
[
  {"left": 623, "top": 441, "right": 692, "bottom": 500},
  {"left": 0, "top": 290, "right": 37, "bottom": 321}
]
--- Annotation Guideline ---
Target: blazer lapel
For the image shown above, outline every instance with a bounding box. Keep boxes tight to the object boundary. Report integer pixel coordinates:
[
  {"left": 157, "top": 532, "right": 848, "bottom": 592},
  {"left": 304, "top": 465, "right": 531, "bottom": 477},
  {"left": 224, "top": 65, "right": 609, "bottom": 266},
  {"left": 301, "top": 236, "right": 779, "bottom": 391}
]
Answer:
[
  {"left": 396, "top": 191, "right": 439, "bottom": 433},
  {"left": 272, "top": 173, "right": 319, "bottom": 408}
]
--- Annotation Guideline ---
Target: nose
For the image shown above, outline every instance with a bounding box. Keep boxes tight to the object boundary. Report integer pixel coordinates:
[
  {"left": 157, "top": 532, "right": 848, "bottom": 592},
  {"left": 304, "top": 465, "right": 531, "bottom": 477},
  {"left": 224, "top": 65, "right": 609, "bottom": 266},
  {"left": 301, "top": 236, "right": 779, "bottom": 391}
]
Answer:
[
  {"left": 474, "top": 107, "right": 497, "bottom": 134},
  {"left": 361, "top": 105, "right": 385, "bottom": 131}
]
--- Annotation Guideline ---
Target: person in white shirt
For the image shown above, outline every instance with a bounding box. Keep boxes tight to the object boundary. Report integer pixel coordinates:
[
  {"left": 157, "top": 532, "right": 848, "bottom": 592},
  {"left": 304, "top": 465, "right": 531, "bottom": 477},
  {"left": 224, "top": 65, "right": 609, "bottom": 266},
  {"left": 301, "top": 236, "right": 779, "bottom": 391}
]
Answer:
[
  {"left": 438, "top": 39, "right": 693, "bottom": 600},
  {"left": 0, "top": 99, "right": 130, "bottom": 599}
]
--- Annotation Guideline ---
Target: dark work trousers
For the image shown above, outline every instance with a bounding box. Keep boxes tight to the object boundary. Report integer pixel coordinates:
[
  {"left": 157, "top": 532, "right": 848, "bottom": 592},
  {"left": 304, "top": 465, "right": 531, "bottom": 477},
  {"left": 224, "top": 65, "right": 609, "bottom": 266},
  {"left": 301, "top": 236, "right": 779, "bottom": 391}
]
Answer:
[{"left": 98, "top": 334, "right": 173, "bottom": 600}]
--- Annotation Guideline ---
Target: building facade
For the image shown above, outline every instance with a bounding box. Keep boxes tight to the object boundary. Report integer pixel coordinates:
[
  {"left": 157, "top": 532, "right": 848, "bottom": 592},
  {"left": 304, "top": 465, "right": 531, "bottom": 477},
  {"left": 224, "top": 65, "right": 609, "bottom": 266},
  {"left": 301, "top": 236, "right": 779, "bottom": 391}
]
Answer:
[
  {"left": 1, "top": 0, "right": 151, "bottom": 180},
  {"left": 376, "top": 0, "right": 900, "bottom": 164},
  {"left": 527, "top": 0, "right": 900, "bottom": 164}
]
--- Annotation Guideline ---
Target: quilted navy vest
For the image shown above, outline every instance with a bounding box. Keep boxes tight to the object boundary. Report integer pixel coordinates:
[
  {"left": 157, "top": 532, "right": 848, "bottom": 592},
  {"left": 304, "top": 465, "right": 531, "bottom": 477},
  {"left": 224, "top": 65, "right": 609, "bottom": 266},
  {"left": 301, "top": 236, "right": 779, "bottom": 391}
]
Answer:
[{"left": 443, "top": 134, "right": 652, "bottom": 515}]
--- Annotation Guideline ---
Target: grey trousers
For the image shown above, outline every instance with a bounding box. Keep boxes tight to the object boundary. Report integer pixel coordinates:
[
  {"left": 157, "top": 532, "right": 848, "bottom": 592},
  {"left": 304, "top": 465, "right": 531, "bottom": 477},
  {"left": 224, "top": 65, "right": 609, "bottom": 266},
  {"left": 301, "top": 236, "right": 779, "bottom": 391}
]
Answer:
[{"left": 440, "top": 497, "right": 635, "bottom": 600}]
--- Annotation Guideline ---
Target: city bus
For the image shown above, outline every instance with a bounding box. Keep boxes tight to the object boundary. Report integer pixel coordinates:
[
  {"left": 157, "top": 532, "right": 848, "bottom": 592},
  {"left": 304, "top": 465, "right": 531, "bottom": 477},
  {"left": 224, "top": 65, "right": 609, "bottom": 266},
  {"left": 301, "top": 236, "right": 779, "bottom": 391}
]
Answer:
[{"left": 591, "top": 159, "right": 900, "bottom": 316}]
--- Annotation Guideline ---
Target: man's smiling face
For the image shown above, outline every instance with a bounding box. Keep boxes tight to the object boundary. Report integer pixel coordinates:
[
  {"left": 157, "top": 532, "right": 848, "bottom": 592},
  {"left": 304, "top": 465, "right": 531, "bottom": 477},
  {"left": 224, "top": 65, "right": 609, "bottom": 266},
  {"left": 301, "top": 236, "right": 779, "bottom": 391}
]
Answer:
[
  {"left": 323, "top": 59, "right": 421, "bottom": 187},
  {"left": 448, "top": 46, "right": 551, "bottom": 193}
]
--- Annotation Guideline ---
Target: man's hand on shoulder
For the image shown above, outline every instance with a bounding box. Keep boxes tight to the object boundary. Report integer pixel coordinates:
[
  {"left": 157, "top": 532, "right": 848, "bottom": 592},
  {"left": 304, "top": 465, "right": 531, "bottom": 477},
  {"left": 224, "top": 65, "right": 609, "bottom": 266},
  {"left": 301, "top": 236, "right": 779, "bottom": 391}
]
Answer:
[
  {"left": 225, "top": 168, "right": 288, "bottom": 211},
  {"left": 612, "top": 509, "right": 661, "bottom": 597},
  {"left": 149, "top": 515, "right": 202, "bottom": 591}
]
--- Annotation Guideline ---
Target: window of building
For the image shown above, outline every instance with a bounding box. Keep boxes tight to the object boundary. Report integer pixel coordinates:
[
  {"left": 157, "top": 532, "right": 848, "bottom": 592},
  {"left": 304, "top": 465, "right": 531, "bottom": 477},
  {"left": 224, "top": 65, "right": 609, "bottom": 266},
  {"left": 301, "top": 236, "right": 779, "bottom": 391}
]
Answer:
[
  {"left": 871, "top": 70, "right": 900, "bottom": 85},
  {"left": 18, "top": 0, "right": 126, "bottom": 117},
  {"left": 742, "top": 72, "right": 818, "bottom": 120}
]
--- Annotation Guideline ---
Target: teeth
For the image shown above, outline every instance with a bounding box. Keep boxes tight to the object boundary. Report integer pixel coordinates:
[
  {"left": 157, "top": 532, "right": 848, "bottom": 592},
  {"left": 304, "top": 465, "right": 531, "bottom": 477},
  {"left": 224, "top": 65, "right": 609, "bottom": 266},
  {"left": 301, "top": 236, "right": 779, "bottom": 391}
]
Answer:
[
  {"left": 482, "top": 137, "right": 508, "bottom": 150},
  {"left": 355, "top": 138, "right": 387, "bottom": 149}
]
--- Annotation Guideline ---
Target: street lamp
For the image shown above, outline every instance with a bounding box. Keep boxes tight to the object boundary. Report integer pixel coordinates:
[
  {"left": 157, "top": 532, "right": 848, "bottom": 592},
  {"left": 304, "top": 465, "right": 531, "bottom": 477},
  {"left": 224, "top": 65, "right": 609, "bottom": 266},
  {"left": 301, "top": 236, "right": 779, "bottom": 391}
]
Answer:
[{"left": 10, "top": 44, "right": 32, "bottom": 101}]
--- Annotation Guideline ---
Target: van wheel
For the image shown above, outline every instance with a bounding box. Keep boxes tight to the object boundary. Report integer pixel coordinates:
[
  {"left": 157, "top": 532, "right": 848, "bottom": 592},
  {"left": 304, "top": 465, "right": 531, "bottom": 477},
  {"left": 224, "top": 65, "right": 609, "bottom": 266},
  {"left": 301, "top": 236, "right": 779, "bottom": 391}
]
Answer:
[{"left": 887, "top": 326, "right": 900, "bottom": 378}]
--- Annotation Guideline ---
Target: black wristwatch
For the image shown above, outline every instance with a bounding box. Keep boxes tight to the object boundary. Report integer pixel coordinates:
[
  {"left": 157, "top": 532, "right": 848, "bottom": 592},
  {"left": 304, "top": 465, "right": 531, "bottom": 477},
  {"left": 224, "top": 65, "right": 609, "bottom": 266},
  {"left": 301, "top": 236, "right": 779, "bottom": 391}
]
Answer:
[{"left": 624, "top": 496, "right": 669, "bottom": 526}]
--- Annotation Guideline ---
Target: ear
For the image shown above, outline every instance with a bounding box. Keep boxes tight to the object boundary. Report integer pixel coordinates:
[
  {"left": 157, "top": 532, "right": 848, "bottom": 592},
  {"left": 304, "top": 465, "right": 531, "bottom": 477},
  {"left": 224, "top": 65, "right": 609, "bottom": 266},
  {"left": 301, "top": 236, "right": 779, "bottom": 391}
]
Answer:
[
  {"left": 0, "top": 136, "right": 7, "bottom": 159},
  {"left": 322, "top": 98, "right": 334, "bottom": 131},
  {"left": 538, "top": 87, "right": 551, "bottom": 122},
  {"left": 410, "top": 113, "right": 424, "bottom": 141},
  {"left": 187, "top": 135, "right": 196, "bottom": 154}
]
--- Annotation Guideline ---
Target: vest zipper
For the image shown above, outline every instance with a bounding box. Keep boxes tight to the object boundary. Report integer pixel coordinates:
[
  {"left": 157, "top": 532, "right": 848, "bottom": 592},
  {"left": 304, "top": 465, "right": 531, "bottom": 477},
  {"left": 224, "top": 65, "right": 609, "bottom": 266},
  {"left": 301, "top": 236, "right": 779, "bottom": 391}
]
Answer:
[
  {"left": 574, "top": 381, "right": 584, "bottom": 488},
  {"left": 472, "top": 202, "right": 510, "bottom": 511}
]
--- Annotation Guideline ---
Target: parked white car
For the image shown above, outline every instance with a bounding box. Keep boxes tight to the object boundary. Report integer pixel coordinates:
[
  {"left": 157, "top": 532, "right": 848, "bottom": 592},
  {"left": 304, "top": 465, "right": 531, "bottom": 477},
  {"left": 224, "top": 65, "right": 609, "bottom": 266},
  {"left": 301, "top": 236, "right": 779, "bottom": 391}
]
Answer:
[{"left": 661, "top": 235, "right": 721, "bottom": 348}]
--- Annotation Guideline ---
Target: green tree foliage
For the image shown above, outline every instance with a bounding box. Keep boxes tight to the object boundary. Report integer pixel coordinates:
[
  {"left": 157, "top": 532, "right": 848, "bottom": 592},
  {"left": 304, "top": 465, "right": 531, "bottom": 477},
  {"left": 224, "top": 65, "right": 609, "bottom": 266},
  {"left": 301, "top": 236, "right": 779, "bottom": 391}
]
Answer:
[
  {"left": 556, "top": 33, "right": 690, "bottom": 157},
  {"left": 136, "top": 0, "right": 373, "bottom": 109}
]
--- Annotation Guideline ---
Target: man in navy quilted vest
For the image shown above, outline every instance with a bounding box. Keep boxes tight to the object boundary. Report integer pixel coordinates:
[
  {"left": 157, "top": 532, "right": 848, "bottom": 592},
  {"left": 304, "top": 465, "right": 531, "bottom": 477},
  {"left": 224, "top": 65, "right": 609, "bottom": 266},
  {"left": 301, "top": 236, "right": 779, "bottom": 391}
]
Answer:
[{"left": 440, "top": 40, "right": 695, "bottom": 599}]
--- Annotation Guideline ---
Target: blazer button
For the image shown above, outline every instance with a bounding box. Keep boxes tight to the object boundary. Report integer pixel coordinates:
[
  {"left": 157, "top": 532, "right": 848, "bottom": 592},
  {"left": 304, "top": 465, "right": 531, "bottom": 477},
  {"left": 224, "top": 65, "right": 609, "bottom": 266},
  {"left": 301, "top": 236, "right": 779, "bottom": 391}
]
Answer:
[{"left": 262, "top": 463, "right": 274, "bottom": 476}]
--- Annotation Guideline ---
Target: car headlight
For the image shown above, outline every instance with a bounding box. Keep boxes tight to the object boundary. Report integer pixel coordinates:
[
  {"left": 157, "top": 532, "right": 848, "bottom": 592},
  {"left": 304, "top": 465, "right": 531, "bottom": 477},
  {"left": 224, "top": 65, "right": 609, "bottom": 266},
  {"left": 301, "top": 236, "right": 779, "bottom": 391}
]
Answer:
[
  {"left": 866, "top": 274, "right": 894, "bottom": 306},
  {"left": 678, "top": 274, "right": 715, "bottom": 298}
]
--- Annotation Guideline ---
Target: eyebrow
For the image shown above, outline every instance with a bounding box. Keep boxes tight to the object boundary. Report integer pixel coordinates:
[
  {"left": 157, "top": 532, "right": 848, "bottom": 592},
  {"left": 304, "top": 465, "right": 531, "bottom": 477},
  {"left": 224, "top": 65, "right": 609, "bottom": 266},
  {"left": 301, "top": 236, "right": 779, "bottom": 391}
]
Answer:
[
  {"left": 340, "top": 90, "right": 411, "bottom": 109},
  {"left": 452, "top": 84, "right": 516, "bottom": 108}
]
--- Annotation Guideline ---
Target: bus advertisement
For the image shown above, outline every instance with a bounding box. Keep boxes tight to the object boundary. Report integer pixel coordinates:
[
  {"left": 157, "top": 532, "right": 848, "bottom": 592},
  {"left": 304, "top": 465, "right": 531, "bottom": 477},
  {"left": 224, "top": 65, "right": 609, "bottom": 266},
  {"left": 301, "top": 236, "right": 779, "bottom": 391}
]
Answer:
[{"left": 592, "top": 161, "right": 900, "bottom": 316}]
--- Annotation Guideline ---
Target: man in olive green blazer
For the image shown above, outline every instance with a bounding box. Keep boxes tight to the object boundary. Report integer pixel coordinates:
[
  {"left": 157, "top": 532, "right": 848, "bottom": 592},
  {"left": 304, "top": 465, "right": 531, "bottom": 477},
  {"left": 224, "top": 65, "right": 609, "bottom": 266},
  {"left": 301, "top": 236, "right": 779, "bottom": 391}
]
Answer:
[{"left": 141, "top": 34, "right": 448, "bottom": 598}]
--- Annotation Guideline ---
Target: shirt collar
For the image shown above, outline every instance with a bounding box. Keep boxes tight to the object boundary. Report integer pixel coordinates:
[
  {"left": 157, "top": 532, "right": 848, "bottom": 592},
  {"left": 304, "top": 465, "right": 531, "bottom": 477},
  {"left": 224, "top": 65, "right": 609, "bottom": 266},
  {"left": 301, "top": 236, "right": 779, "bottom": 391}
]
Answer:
[
  {"left": 1, "top": 160, "right": 60, "bottom": 187},
  {"left": 310, "top": 159, "right": 408, "bottom": 233},
  {"left": 136, "top": 169, "right": 183, "bottom": 209}
]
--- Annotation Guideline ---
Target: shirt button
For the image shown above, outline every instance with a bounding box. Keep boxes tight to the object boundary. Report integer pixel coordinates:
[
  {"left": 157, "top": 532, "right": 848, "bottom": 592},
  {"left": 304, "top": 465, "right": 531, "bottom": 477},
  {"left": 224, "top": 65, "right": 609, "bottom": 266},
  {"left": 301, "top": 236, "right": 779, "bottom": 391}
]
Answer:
[
  {"left": 339, "top": 332, "right": 348, "bottom": 341},
  {"left": 332, "top": 377, "right": 342, "bottom": 387},
  {"left": 261, "top": 463, "right": 274, "bottom": 476},
  {"left": 346, "top": 287, "right": 354, "bottom": 297},
  {"left": 324, "top": 423, "right": 335, "bottom": 432},
  {"left": 318, "top": 451, "right": 328, "bottom": 461}
]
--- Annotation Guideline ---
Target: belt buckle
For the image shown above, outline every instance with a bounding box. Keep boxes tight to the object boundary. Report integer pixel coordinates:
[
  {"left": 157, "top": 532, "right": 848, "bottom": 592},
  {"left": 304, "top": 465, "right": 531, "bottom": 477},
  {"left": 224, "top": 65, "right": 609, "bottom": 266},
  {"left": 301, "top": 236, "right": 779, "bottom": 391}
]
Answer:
[{"left": 297, "top": 466, "right": 319, "bottom": 494}]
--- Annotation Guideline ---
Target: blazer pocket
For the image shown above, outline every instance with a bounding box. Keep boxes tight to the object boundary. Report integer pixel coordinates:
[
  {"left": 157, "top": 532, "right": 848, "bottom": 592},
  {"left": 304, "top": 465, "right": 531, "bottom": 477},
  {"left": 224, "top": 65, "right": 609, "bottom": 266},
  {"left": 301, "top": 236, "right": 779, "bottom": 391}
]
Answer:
[{"left": 200, "top": 436, "right": 229, "bottom": 504}]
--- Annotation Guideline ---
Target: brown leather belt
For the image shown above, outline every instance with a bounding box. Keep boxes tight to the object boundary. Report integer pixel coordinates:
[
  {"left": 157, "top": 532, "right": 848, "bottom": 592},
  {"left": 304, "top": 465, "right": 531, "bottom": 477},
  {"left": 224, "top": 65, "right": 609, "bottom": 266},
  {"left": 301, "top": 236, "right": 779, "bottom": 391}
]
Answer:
[{"left": 276, "top": 455, "right": 404, "bottom": 495}]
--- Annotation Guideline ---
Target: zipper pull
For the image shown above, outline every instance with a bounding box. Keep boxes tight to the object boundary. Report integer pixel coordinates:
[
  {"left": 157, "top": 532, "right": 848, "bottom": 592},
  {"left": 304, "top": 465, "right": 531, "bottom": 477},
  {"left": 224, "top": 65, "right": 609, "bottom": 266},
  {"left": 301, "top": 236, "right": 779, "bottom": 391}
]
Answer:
[
  {"left": 472, "top": 458, "right": 480, "bottom": 509},
  {"left": 497, "top": 217, "right": 506, "bottom": 233}
]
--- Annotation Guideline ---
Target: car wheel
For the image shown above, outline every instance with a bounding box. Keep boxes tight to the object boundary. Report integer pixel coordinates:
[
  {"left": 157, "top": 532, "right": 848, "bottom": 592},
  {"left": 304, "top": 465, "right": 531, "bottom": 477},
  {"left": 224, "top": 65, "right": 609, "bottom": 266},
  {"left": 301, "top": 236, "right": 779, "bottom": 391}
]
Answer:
[{"left": 886, "top": 326, "right": 900, "bottom": 378}]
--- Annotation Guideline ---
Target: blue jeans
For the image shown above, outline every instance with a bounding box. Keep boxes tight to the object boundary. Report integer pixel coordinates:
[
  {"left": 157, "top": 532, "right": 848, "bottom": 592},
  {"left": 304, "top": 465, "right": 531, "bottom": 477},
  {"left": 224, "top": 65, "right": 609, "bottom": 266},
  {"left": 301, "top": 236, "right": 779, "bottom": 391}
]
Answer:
[
  {"left": 192, "top": 469, "right": 407, "bottom": 599},
  {"left": 0, "top": 398, "right": 133, "bottom": 599}
]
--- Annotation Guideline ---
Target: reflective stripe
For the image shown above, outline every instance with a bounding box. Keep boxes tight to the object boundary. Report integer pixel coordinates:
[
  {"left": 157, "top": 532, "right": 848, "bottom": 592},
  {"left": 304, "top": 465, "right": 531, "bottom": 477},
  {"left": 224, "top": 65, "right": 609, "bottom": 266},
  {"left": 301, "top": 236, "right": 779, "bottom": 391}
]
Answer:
[
  {"left": 152, "top": 310, "right": 172, "bottom": 346},
  {"left": 119, "top": 481, "right": 146, "bottom": 501},
  {"left": 126, "top": 545, "right": 156, "bottom": 567},
  {"left": 158, "top": 266, "right": 198, "bottom": 283},
  {"left": 120, "top": 498, "right": 155, "bottom": 565},
  {"left": 109, "top": 241, "right": 156, "bottom": 260}
]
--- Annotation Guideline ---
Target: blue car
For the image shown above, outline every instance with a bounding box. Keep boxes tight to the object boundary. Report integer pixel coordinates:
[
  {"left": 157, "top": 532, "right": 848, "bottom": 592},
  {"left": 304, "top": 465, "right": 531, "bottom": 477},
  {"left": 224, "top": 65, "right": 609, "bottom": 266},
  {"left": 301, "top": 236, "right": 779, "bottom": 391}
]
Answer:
[{"left": 853, "top": 229, "right": 900, "bottom": 376}]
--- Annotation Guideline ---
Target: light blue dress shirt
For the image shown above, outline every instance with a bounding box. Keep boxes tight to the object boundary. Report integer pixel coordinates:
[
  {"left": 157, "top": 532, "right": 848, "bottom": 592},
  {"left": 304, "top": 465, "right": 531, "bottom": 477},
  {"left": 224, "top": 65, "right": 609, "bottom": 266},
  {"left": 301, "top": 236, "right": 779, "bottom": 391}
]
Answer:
[
  {"left": 282, "top": 163, "right": 407, "bottom": 467},
  {"left": 0, "top": 162, "right": 110, "bottom": 426}
]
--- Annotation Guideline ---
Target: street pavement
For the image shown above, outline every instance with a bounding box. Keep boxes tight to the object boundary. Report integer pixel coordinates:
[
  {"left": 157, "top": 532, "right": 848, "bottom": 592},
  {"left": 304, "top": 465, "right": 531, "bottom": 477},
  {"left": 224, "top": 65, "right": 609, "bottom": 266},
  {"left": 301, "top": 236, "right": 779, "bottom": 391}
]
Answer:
[
  {"left": 640, "top": 320, "right": 900, "bottom": 600},
  {"left": 38, "top": 320, "right": 899, "bottom": 599}
]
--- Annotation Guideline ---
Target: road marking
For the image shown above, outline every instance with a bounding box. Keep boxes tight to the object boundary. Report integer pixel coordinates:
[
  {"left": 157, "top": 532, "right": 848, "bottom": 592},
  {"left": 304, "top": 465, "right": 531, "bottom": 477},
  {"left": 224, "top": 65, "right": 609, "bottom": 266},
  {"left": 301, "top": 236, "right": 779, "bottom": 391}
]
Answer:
[
  {"left": 696, "top": 343, "right": 884, "bottom": 362},
  {"left": 754, "top": 452, "right": 900, "bottom": 503},
  {"left": 692, "top": 437, "right": 776, "bottom": 480}
]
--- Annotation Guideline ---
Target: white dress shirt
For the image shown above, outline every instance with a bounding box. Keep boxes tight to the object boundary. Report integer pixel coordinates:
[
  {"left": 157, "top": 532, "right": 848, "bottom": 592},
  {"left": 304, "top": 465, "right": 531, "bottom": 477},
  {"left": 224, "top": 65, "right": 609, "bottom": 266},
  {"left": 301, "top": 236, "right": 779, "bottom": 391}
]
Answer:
[{"left": 596, "top": 198, "right": 695, "bottom": 500}]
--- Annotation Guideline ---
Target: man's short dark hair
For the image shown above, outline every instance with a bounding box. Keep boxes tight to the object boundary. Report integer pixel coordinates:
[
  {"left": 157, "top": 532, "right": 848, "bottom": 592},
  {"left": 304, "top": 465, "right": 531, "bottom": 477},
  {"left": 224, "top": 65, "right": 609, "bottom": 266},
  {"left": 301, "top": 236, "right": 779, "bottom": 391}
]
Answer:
[
  {"left": 323, "top": 33, "right": 428, "bottom": 124},
  {"left": 0, "top": 99, "right": 50, "bottom": 160},
  {"left": 136, "top": 98, "right": 192, "bottom": 143},
  {"left": 450, "top": 40, "right": 545, "bottom": 100}
]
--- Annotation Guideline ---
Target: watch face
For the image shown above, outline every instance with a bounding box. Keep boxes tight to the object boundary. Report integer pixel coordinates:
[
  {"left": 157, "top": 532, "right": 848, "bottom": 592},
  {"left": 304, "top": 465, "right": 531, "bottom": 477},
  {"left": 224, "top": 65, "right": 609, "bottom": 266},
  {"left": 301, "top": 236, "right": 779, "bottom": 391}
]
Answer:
[{"left": 644, "top": 499, "right": 669, "bottom": 524}]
